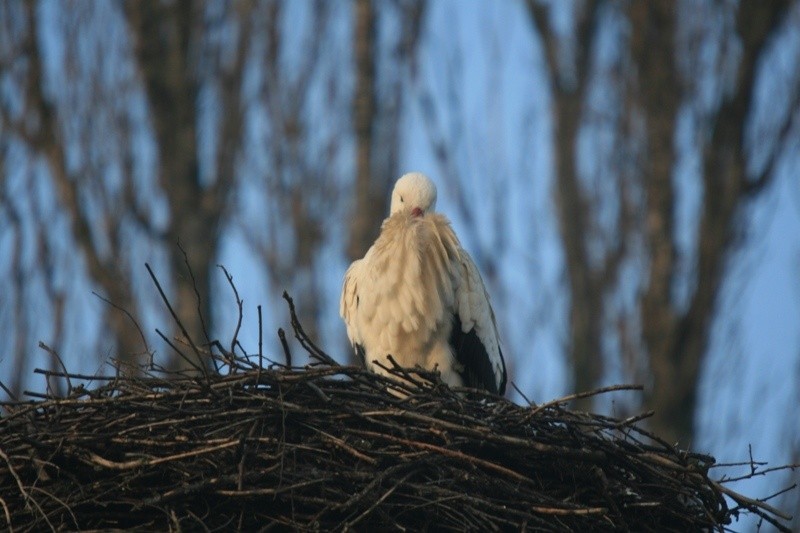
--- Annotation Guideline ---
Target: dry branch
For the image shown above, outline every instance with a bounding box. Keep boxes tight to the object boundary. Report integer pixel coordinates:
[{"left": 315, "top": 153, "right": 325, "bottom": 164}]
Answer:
[{"left": 0, "top": 292, "right": 794, "bottom": 531}]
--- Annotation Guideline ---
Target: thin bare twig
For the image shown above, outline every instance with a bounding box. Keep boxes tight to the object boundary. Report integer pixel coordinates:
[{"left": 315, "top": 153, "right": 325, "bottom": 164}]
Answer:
[
  {"left": 91, "top": 291, "right": 152, "bottom": 358},
  {"left": 37, "top": 342, "right": 72, "bottom": 397},
  {"left": 217, "top": 264, "right": 244, "bottom": 363},
  {"left": 278, "top": 328, "right": 292, "bottom": 368},
  {"left": 145, "top": 263, "right": 208, "bottom": 379},
  {"left": 282, "top": 291, "right": 337, "bottom": 366}
]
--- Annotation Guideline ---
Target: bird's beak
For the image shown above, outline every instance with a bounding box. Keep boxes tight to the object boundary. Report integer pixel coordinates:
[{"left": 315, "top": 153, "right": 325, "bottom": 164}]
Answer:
[{"left": 411, "top": 207, "right": 423, "bottom": 217}]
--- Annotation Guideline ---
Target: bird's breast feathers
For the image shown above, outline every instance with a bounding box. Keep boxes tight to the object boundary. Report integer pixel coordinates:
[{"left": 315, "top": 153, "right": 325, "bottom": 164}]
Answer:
[
  {"left": 341, "top": 210, "right": 505, "bottom": 392},
  {"left": 346, "top": 214, "right": 458, "bottom": 361}
]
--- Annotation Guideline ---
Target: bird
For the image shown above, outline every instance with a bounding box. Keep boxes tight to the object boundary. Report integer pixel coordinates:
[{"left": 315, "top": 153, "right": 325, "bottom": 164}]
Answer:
[{"left": 340, "top": 172, "right": 507, "bottom": 395}]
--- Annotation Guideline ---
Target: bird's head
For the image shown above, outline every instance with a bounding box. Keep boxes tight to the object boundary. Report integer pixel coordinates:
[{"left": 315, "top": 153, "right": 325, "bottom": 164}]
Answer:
[{"left": 390, "top": 172, "right": 438, "bottom": 218}]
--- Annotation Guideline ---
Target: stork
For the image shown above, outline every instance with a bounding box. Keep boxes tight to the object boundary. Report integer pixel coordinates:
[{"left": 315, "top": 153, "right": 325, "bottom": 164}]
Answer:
[{"left": 340, "top": 172, "right": 506, "bottom": 394}]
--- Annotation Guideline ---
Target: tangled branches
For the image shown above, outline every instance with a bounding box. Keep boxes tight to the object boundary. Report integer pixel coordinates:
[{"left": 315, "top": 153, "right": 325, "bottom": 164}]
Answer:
[{"left": 0, "top": 291, "right": 795, "bottom": 531}]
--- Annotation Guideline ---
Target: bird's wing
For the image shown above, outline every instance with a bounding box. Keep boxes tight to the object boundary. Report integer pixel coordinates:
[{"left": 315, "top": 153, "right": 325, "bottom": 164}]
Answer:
[
  {"left": 450, "top": 242, "right": 507, "bottom": 395},
  {"left": 340, "top": 258, "right": 366, "bottom": 364}
]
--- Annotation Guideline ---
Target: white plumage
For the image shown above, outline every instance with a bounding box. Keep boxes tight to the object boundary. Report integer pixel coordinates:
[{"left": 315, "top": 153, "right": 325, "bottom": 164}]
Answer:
[{"left": 340, "top": 172, "right": 507, "bottom": 394}]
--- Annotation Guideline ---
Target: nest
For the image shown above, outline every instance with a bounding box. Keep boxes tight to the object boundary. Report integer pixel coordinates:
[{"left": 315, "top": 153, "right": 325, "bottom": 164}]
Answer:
[{"left": 0, "top": 292, "right": 793, "bottom": 532}]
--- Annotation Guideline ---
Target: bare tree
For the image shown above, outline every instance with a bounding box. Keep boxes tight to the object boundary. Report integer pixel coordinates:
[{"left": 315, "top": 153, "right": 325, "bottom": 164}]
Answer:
[
  {"left": 526, "top": 0, "right": 799, "bottom": 445},
  {"left": 0, "top": 0, "right": 254, "bottom": 387},
  {"left": 0, "top": 1, "right": 147, "bottom": 375},
  {"left": 0, "top": 0, "right": 432, "bottom": 392}
]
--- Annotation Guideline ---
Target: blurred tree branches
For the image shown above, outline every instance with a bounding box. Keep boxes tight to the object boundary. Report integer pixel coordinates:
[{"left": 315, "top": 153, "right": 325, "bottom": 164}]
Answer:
[
  {"left": 0, "top": 0, "right": 424, "bottom": 380},
  {"left": 526, "top": 0, "right": 797, "bottom": 447}
]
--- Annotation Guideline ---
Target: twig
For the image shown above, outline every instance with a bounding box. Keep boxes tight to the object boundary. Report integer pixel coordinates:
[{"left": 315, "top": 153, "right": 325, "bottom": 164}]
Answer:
[
  {"left": 88, "top": 440, "right": 239, "bottom": 470},
  {"left": 282, "top": 291, "right": 338, "bottom": 366},
  {"left": 343, "top": 470, "right": 415, "bottom": 529},
  {"left": 91, "top": 290, "right": 151, "bottom": 358},
  {"left": 527, "top": 384, "right": 644, "bottom": 418},
  {"left": 156, "top": 328, "right": 205, "bottom": 375},
  {"left": 145, "top": 263, "right": 208, "bottom": 379},
  {"left": 37, "top": 342, "right": 72, "bottom": 396},
  {"left": 312, "top": 427, "right": 377, "bottom": 465},
  {"left": 178, "top": 241, "right": 212, "bottom": 348},
  {"left": 0, "top": 496, "right": 12, "bottom": 533},
  {"left": 717, "top": 463, "right": 800, "bottom": 483},
  {"left": 278, "top": 328, "right": 292, "bottom": 367},
  {"left": 0, "top": 381, "right": 18, "bottom": 402},
  {"left": 353, "top": 429, "right": 536, "bottom": 485},
  {"left": 217, "top": 264, "right": 244, "bottom": 362},
  {"left": 0, "top": 447, "right": 54, "bottom": 530},
  {"left": 510, "top": 381, "right": 533, "bottom": 405},
  {"left": 714, "top": 481, "right": 792, "bottom": 528},
  {"left": 257, "top": 305, "right": 263, "bottom": 369}
]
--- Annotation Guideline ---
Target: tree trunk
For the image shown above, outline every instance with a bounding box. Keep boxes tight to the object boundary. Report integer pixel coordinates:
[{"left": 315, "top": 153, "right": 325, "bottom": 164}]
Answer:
[
  {"left": 637, "top": 1, "right": 788, "bottom": 446},
  {"left": 526, "top": 0, "right": 604, "bottom": 411},
  {"left": 124, "top": 0, "right": 245, "bottom": 369},
  {"left": 348, "top": 0, "right": 382, "bottom": 263}
]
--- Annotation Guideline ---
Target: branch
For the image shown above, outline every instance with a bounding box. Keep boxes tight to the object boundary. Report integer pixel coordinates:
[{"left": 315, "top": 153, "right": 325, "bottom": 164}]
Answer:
[
  {"left": 145, "top": 263, "right": 208, "bottom": 378},
  {"left": 282, "top": 291, "right": 338, "bottom": 366}
]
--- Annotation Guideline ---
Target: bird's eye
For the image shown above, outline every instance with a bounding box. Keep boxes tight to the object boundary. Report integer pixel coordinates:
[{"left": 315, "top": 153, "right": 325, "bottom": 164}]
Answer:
[{"left": 400, "top": 196, "right": 404, "bottom": 203}]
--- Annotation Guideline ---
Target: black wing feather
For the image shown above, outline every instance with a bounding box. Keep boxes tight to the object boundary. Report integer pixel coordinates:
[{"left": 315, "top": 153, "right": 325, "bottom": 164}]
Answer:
[
  {"left": 355, "top": 343, "right": 367, "bottom": 368},
  {"left": 449, "top": 313, "right": 505, "bottom": 395}
]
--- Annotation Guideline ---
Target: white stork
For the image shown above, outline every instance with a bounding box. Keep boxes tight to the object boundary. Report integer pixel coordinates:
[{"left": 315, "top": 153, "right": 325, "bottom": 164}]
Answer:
[{"left": 340, "top": 172, "right": 507, "bottom": 395}]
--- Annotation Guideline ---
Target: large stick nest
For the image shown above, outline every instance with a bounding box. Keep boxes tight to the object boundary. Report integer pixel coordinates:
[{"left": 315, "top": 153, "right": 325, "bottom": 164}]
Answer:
[{"left": 0, "top": 293, "right": 793, "bottom": 532}]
